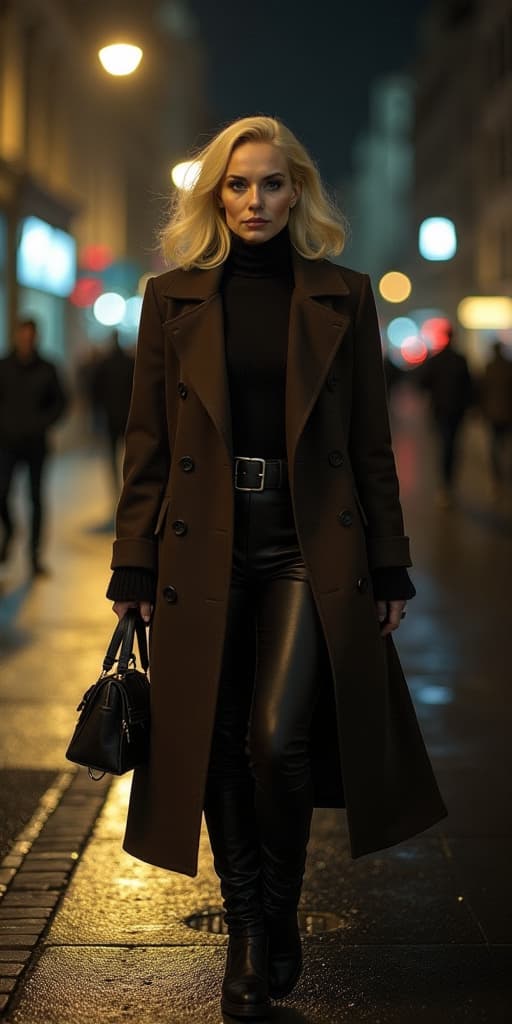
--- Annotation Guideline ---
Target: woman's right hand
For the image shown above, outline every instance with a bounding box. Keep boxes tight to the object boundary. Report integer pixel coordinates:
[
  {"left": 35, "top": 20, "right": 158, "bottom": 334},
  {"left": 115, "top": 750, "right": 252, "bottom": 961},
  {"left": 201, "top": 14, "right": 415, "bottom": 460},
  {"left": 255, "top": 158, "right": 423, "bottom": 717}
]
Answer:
[{"left": 112, "top": 601, "right": 153, "bottom": 624}]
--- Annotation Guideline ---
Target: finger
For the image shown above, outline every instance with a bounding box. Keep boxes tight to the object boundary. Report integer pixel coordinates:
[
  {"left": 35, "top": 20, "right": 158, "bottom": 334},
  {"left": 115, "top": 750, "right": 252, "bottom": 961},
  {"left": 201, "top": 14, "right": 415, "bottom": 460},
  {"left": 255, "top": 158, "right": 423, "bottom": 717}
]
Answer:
[
  {"left": 381, "top": 601, "right": 405, "bottom": 637},
  {"left": 376, "top": 600, "right": 387, "bottom": 623},
  {"left": 112, "top": 601, "right": 136, "bottom": 619},
  {"left": 139, "top": 602, "right": 153, "bottom": 623}
]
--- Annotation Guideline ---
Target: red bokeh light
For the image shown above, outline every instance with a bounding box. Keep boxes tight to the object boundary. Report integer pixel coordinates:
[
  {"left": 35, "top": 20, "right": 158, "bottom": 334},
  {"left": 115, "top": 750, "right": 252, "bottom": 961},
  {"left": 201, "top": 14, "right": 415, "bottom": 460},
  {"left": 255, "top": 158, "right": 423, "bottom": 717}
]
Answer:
[
  {"left": 69, "top": 277, "right": 104, "bottom": 307},
  {"left": 420, "top": 317, "right": 452, "bottom": 353},
  {"left": 79, "top": 244, "right": 113, "bottom": 272},
  {"left": 401, "top": 336, "right": 428, "bottom": 365}
]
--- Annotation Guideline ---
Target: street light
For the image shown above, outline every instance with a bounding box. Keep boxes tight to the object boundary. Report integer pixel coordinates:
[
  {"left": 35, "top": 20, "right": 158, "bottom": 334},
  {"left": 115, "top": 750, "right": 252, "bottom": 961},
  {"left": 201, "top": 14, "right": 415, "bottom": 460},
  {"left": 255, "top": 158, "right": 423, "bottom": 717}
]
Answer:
[{"left": 98, "top": 43, "right": 143, "bottom": 76}]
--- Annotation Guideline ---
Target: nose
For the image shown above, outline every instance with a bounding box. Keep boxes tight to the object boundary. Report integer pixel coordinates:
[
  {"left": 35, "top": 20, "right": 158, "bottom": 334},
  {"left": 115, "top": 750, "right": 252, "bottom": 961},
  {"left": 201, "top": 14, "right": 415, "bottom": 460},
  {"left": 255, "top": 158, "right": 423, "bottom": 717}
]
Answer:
[{"left": 248, "top": 186, "right": 264, "bottom": 211}]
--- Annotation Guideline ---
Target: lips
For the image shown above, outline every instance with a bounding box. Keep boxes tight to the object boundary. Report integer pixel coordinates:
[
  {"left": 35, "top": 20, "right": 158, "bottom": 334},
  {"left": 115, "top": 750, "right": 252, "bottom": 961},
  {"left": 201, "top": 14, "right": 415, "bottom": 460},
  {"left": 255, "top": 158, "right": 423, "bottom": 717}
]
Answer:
[{"left": 244, "top": 218, "right": 268, "bottom": 225}]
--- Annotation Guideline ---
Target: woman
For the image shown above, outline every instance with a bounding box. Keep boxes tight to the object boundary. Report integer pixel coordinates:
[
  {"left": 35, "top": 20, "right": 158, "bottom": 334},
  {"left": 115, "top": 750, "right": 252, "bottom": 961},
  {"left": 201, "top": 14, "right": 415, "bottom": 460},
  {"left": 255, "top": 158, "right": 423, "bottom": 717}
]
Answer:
[{"left": 107, "top": 115, "right": 447, "bottom": 1019}]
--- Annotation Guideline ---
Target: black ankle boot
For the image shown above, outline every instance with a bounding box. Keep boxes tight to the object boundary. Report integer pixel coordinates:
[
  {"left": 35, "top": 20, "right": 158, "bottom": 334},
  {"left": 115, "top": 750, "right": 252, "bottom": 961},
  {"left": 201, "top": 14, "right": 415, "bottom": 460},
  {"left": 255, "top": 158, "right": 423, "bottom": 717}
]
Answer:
[
  {"left": 266, "top": 912, "right": 303, "bottom": 1000},
  {"left": 221, "top": 933, "right": 271, "bottom": 1018}
]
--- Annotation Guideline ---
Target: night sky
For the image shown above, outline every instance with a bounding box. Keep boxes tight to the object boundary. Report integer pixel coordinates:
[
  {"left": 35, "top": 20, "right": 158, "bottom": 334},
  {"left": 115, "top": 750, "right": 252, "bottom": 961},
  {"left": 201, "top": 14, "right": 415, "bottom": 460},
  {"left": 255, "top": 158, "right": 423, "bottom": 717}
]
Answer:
[{"left": 188, "top": 0, "right": 431, "bottom": 186}]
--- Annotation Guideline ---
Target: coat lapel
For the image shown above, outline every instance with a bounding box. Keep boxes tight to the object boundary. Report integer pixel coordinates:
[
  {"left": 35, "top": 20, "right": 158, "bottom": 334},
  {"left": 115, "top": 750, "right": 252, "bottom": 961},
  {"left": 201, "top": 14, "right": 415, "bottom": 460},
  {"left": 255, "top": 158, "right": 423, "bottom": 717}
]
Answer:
[
  {"left": 162, "top": 265, "right": 233, "bottom": 460},
  {"left": 286, "top": 252, "right": 350, "bottom": 469},
  {"left": 162, "top": 250, "right": 351, "bottom": 467}
]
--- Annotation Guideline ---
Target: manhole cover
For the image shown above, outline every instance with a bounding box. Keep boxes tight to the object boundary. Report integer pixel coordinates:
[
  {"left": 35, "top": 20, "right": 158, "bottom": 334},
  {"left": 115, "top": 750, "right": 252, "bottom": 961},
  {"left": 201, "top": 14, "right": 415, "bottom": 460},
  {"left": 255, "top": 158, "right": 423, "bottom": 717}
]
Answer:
[{"left": 184, "top": 908, "right": 343, "bottom": 935}]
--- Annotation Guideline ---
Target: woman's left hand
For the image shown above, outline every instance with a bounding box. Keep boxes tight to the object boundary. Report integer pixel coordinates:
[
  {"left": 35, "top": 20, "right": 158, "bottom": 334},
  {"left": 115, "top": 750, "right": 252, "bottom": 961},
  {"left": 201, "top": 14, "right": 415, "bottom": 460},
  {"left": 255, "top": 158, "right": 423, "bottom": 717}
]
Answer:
[{"left": 376, "top": 599, "right": 407, "bottom": 637}]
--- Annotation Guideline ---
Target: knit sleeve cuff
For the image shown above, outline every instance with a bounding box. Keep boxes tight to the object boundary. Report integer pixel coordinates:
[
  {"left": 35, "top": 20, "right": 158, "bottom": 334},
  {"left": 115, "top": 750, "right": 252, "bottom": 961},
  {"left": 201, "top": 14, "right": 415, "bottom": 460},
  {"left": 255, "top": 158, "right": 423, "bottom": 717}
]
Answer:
[
  {"left": 371, "top": 566, "right": 416, "bottom": 601},
  {"left": 106, "top": 567, "right": 156, "bottom": 603}
]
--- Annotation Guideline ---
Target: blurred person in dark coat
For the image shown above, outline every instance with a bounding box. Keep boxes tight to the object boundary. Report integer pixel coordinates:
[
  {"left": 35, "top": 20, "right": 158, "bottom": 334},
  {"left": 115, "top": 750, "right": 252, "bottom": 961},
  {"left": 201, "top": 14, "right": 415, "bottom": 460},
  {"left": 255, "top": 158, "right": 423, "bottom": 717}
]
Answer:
[
  {"left": 0, "top": 318, "right": 68, "bottom": 574},
  {"left": 92, "top": 330, "right": 134, "bottom": 494},
  {"left": 416, "top": 324, "right": 474, "bottom": 506},
  {"left": 479, "top": 339, "right": 512, "bottom": 494}
]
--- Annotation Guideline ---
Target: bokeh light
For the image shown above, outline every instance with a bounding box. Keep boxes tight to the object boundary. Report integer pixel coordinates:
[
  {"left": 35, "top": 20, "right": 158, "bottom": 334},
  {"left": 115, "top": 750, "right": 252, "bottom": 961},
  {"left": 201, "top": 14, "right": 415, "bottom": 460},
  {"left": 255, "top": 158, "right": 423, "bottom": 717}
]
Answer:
[
  {"left": 420, "top": 317, "right": 452, "bottom": 353},
  {"left": 171, "top": 160, "right": 202, "bottom": 190},
  {"left": 69, "top": 277, "right": 104, "bottom": 308},
  {"left": 419, "top": 217, "right": 457, "bottom": 260},
  {"left": 387, "top": 317, "right": 418, "bottom": 347},
  {"left": 121, "top": 295, "right": 143, "bottom": 330},
  {"left": 379, "top": 272, "right": 412, "bottom": 303},
  {"left": 98, "top": 44, "right": 143, "bottom": 76},
  {"left": 93, "top": 292, "right": 126, "bottom": 326},
  {"left": 401, "top": 336, "right": 428, "bottom": 365},
  {"left": 457, "top": 296, "right": 512, "bottom": 330},
  {"left": 79, "top": 244, "right": 113, "bottom": 272}
]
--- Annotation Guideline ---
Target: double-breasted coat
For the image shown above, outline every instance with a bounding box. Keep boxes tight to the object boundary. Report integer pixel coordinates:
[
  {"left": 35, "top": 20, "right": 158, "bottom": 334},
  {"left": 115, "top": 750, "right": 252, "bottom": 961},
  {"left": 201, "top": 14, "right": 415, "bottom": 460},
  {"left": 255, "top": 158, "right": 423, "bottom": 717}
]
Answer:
[{"left": 111, "top": 249, "right": 447, "bottom": 877}]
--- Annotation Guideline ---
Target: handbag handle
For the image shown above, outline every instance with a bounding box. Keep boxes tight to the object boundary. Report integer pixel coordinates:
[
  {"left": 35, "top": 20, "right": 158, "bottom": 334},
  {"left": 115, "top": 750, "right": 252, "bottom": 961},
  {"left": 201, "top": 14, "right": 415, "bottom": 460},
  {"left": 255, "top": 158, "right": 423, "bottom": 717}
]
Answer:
[{"left": 102, "top": 610, "right": 149, "bottom": 674}]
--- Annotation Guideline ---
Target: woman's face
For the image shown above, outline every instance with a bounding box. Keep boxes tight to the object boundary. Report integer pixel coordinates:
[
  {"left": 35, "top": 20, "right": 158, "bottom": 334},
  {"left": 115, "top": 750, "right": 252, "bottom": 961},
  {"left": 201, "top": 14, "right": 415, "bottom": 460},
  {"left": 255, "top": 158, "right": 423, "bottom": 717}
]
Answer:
[{"left": 219, "top": 141, "right": 300, "bottom": 243}]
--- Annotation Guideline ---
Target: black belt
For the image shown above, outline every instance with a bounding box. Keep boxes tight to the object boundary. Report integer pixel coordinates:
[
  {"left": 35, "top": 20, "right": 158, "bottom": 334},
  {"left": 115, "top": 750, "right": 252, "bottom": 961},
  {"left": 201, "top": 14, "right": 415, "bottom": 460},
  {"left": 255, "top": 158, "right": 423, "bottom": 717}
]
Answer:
[{"left": 234, "top": 457, "right": 288, "bottom": 491}]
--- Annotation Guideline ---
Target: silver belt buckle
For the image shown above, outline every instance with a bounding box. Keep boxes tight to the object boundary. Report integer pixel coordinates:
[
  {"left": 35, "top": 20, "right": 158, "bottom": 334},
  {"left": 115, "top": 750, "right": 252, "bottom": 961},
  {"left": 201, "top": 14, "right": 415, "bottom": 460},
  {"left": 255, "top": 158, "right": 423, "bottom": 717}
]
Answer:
[{"left": 234, "top": 457, "right": 266, "bottom": 491}]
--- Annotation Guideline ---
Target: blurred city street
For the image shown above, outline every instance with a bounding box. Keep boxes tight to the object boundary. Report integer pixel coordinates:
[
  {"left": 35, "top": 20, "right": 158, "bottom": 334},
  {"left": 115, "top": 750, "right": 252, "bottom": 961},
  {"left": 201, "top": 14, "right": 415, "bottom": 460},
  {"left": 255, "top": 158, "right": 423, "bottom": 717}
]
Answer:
[{"left": 0, "top": 388, "right": 511, "bottom": 1023}]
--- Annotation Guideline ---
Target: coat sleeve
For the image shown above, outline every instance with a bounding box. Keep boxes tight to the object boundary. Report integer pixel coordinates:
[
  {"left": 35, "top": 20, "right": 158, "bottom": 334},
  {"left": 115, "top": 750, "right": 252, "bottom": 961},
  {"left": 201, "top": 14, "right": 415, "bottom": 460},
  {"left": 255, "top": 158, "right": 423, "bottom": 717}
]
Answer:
[
  {"left": 348, "top": 274, "right": 412, "bottom": 570},
  {"left": 110, "top": 278, "right": 171, "bottom": 572}
]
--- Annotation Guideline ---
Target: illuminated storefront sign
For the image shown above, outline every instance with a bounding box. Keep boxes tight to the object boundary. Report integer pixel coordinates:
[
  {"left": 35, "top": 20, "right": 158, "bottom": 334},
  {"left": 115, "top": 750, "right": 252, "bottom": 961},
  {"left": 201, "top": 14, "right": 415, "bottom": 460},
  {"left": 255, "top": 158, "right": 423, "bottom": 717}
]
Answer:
[{"left": 17, "top": 216, "right": 76, "bottom": 297}]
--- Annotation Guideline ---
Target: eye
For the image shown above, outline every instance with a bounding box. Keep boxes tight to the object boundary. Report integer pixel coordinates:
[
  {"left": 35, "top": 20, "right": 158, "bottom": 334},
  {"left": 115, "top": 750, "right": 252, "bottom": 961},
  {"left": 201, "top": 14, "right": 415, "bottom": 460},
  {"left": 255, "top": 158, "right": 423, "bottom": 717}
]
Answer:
[
  {"left": 265, "top": 179, "right": 283, "bottom": 190},
  {"left": 227, "top": 180, "right": 247, "bottom": 192}
]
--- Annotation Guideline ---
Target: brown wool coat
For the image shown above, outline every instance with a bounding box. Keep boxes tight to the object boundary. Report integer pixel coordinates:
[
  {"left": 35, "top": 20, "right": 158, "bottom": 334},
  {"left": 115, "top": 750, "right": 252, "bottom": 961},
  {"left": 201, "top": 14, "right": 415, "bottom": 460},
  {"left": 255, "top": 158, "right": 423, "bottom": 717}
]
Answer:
[{"left": 111, "top": 250, "right": 447, "bottom": 877}]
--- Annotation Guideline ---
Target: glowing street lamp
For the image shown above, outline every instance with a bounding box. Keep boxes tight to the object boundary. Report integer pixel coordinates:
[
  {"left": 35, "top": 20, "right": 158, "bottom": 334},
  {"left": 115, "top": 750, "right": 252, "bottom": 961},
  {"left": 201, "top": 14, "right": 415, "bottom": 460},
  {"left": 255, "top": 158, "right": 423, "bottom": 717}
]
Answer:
[{"left": 98, "top": 44, "right": 143, "bottom": 76}]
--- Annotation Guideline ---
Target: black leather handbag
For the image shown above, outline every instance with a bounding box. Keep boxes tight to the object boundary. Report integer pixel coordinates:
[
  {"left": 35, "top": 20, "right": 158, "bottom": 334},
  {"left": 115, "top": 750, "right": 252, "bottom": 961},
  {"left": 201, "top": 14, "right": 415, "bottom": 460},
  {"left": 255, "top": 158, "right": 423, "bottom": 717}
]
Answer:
[{"left": 66, "top": 610, "right": 150, "bottom": 780}]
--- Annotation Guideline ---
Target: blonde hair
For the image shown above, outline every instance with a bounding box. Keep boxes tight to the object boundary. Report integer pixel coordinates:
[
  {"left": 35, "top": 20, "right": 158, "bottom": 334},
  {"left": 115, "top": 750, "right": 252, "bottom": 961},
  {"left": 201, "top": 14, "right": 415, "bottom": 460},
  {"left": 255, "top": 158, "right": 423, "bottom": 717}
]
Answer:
[{"left": 160, "top": 116, "right": 347, "bottom": 269}]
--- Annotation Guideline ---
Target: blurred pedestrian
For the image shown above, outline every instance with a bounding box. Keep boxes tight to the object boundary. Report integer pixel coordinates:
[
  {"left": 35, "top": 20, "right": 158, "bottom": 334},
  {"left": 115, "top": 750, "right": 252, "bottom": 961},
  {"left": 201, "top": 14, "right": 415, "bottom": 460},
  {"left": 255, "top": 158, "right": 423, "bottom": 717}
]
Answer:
[
  {"left": 479, "top": 340, "right": 512, "bottom": 494},
  {"left": 105, "top": 116, "right": 446, "bottom": 1018},
  {"left": 0, "top": 318, "right": 67, "bottom": 575},
  {"left": 416, "top": 324, "right": 474, "bottom": 506},
  {"left": 91, "top": 330, "right": 134, "bottom": 495}
]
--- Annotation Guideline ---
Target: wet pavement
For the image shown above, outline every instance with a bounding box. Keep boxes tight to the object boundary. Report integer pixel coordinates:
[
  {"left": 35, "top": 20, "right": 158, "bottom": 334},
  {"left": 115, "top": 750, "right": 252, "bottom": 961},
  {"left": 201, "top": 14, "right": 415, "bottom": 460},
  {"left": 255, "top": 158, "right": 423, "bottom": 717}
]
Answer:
[{"left": 1, "top": 389, "right": 511, "bottom": 1022}]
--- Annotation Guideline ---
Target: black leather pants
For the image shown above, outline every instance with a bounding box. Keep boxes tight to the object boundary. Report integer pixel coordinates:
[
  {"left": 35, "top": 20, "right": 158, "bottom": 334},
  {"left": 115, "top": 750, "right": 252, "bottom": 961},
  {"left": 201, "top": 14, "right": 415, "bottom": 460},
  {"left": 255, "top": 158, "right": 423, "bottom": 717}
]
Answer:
[{"left": 204, "top": 482, "right": 324, "bottom": 935}]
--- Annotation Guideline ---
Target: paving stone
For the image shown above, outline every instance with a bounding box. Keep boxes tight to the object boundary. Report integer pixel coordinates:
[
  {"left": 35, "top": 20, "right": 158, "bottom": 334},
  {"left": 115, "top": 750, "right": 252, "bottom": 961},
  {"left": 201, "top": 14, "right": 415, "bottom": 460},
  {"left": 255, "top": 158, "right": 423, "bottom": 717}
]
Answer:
[
  {"left": 0, "top": 935, "right": 38, "bottom": 948},
  {"left": 1, "top": 893, "right": 59, "bottom": 908},
  {"left": 1, "top": 856, "right": 24, "bottom": 869},
  {"left": 22, "top": 852, "right": 76, "bottom": 862},
  {"left": 0, "top": 995, "right": 10, "bottom": 1011},
  {"left": 19, "top": 860, "right": 73, "bottom": 873},
  {"left": 10, "top": 873, "right": 69, "bottom": 890},
  {"left": 0, "top": 951, "right": 32, "bottom": 962},
  {"left": 0, "top": 920, "right": 45, "bottom": 931},
  {"left": 0, "top": 869, "right": 16, "bottom": 885},
  {"left": 0, "top": 977, "right": 16, "bottom": 993},
  {"left": 0, "top": 963, "right": 25, "bottom": 976},
  {"left": 0, "top": 909, "right": 51, "bottom": 920}
]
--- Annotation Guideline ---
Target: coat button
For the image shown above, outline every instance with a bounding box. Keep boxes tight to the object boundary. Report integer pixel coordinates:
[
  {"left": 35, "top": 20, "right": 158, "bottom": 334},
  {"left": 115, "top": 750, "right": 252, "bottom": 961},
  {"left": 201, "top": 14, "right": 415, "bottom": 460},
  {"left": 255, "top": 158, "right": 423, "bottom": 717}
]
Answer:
[
  {"left": 172, "top": 519, "right": 187, "bottom": 536},
  {"left": 177, "top": 381, "right": 188, "bottom": 398},
  {"left": 356, "top": 577, "right": 368, "bottom": 593},
  {"left": 326, "top": 371, "right": 339, "bottom": 391},
  {"left": 328, "top": 449, "right": 344, "bottom": 467},
  {"left": 179, "top": 455, "right": 195, "bottom": 472},
  {"left": 163, "top": 585, "right": 178, "bottom": 603},
  {"left": 338, "top": 509, "right": 353, "bottom": 527}
]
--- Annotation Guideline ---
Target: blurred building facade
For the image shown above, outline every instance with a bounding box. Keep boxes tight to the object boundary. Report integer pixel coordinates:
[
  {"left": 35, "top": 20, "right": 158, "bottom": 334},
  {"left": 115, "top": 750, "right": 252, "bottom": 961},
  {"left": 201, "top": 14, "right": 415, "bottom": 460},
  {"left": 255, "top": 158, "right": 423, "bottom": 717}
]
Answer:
[
  {"left": 340, "top": 74, "right": 415, "bottom": 283},
  {"left": 412, "top": 0, "right": 512, "bottom": 360},
  {"left": 0, "top": 0, "right": 207, "bottom": 362}
]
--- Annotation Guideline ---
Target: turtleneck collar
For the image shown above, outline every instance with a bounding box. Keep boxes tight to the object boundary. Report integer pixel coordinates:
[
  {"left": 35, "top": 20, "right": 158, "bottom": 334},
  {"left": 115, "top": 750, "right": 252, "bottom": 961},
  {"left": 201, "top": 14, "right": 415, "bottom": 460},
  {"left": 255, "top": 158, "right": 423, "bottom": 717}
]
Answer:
[{"left": 225, "top": 224, "right": 293, "bottom": 278}]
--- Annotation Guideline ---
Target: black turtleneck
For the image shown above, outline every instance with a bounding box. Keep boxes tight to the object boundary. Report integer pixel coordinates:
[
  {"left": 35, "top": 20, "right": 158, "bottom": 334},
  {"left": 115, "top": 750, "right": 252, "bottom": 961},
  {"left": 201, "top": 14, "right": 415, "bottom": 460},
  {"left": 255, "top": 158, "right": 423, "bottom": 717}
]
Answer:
[{"left": 221, "top": 225, "right": 294, "bottom": 458}]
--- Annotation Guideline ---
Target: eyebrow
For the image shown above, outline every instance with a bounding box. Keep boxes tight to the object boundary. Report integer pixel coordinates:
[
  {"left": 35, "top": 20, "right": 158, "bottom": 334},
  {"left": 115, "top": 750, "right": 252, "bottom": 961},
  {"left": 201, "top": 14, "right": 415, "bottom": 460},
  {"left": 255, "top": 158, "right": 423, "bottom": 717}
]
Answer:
[{"left": 225, "top": 172, "right": 286, "bottom": 181}]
